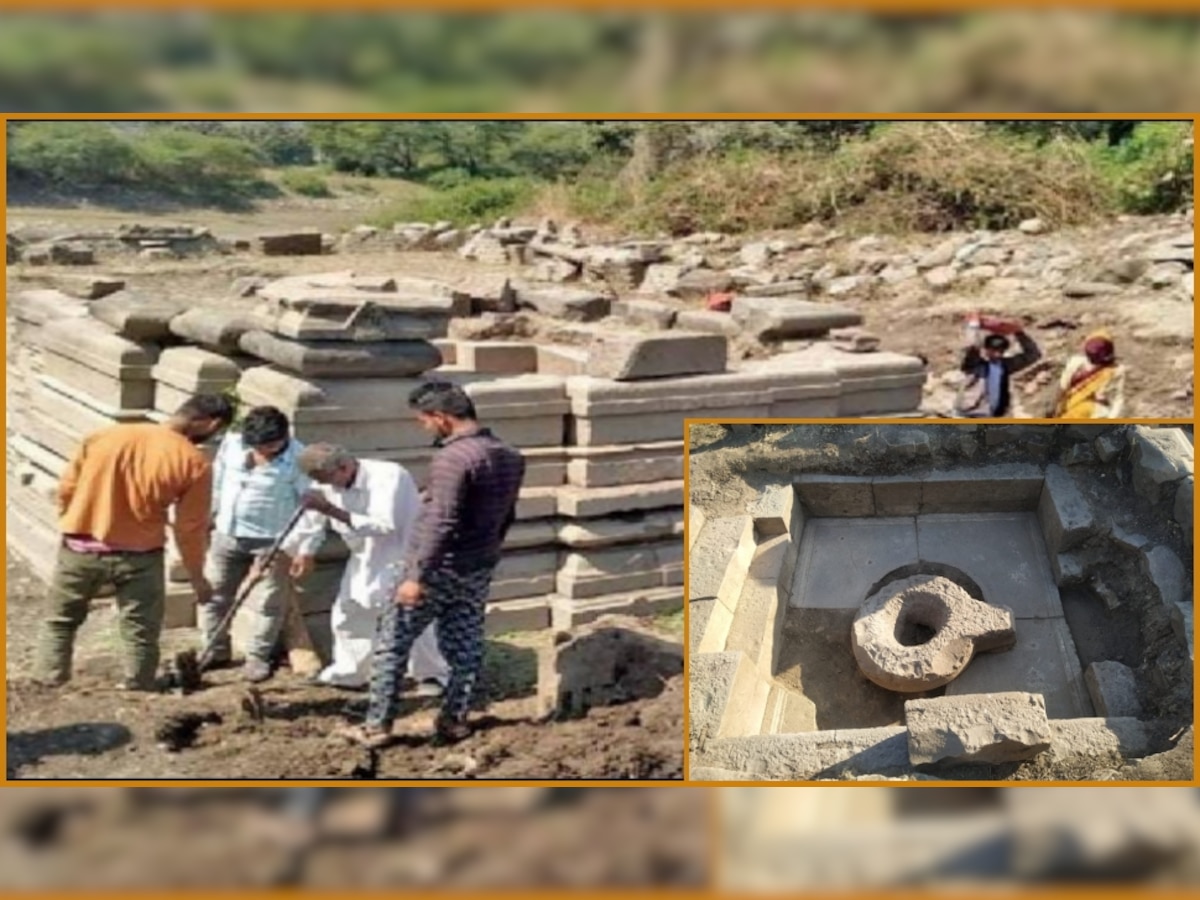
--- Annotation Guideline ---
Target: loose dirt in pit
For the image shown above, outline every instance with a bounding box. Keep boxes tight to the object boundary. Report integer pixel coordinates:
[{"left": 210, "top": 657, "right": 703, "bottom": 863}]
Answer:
[{"left": 5, "top": 552, "right": 683, "bottom": 781}]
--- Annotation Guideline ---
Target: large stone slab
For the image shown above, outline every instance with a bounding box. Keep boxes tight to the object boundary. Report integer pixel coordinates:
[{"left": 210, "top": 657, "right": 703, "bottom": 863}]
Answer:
[
  {"left": 36, "top": 316, "right": 159, "bottom": 379},
  {"left": 916, "top": 512, "right": 1064, "bottom": 619},
  {"left": 170, "top": 308, "right": 264, "bottom": 354},
  {"left": 696, "top": 727, "right": 911, "bottom": 780},
  {"left": 8, "top": 289, "right": 91, "bottom": 327},
  {"left": 730, "top": 297, "right": 863, "bottom": 341},
  {"left": 790, "top": 517, "right": 919, "bottom": 610},
  {"left": 565, "top": 441, "right": 683, "bottom": 488},
  {"left": 1084, "top": 661, "right": 1143, "bottom": 717},
  {"left": 255, "top": 294, "right": 454, "bottom": 342},
  {"left": 690, "top": 515, "right": 751, "bottom": 601},
  {"left": 89, "top": 291, "right": 187, "bottom": 341},
  {"left": 455, "top": 341, "right": 538, "bottom": 375},
  {"left": 584, "top": 332, "right": 726, "bottom": 381},
  {"left": 612, "top": 298, "right": 677, "bottom": 329},
  {"left": 795, "top": 475, "right": 875, "bottom": 516},
  {"left": 1037, "top": 464, "right": 1097, "bottom": 555},
  {"left": 548, "top": 585, "right": 682, "bottom": 630},
  {"left": 674, "top": 310, "right": 741, "bottom": 337},
  {"left": 555, "top": 480, "right": 683, "bottom": 518},
  {"left": 535, "top": 345, "right": 587, "bottom": 376},
  {"left": 555, "top": 540, "right": 683, "bottom": 599},
  {"left": 488, "top": 550, "right": 559, "bottom": 601},
  {"left": 689, "top": 651, "right": 770, "bottom": 747},
  {"left": 238, "top": 330, "right": 442, "bottom": 378},
  {"left": 152, "top": 345, "right": 244, "bottom": 394},
  {"left": 944, "top": 617, "right": 1094, "bottom": 719},
  {"left": 919, "top": 465, "right": 1044, "bottom": 514},
  {"left": 516, "top": 286, "right": 611, "bottom": 322},
  {"left": 748, "top": 484, "right": 796, "bottom": 539},
  {"left": 905, "top": 692, "right": 1052, "bottom": 766},
  {"left": 258, "top": 232, "right": 323, "bottom": 256},
  {"left": 556, "top": 510, "right": 682, "bottom": 550},
  {"left": 1131, "top": 427, "right": 1194, "bottom": 505},
  {"left": 1142, "top": 544, "right": 1187, "bottom": 607}
]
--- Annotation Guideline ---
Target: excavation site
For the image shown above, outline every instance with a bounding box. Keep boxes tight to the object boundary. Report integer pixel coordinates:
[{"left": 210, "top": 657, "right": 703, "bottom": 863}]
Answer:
[{"left": 688, "top": 423, "right": 1194, "bottom": 782}]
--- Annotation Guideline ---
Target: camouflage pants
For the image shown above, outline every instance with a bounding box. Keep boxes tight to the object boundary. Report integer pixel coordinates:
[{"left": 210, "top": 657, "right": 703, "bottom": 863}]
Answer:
[{"left": 365, "top": 566, "right": 493, "bottom": 729}]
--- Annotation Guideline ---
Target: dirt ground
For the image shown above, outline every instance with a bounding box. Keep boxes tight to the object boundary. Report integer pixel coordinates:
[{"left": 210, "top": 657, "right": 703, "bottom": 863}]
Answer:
[{"left": 5, "top": 552, "right": 684, "bottom": 781}]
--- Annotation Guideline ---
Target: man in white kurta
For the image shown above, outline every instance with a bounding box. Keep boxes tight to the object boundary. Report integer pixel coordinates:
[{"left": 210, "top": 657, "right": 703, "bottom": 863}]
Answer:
[{"left": 281, "top": 444, "right": 448, "bottom": 690}]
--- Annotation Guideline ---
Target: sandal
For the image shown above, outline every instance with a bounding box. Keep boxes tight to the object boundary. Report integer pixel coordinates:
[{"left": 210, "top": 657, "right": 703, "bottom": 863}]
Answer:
[{"left": 337, "top": 723, "right": 396, "bottom": 749}]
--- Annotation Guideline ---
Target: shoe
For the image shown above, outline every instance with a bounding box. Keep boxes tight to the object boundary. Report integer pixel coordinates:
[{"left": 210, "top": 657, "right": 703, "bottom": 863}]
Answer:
[
  {"left": 242, "top": 659, "right": 272, "bottom": 684},
  {"left": 337, "top": 723, "right": 397, "bottom": 749},
  {"left": 433, "top": 718, "right": 471, "bottom": 745},
  {"left": 415, "top": 679, "right": 445, "bottom": 698}
]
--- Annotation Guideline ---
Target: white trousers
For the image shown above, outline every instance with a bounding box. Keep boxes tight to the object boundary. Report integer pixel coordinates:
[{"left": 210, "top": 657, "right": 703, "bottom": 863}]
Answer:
[{"left": 318, "top": 590, "right": 449, "bottom": 689}]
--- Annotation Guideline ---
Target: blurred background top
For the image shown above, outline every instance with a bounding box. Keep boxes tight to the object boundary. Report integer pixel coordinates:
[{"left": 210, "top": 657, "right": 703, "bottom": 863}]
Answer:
[{"left": 5, "top": 10, "right": 1200, "bottom": 113}]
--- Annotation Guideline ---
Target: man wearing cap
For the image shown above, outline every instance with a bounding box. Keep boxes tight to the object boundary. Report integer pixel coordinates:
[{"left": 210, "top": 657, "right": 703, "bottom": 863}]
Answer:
[{"left": 955, "top": 316, "right": 1043, "bottom": 418}]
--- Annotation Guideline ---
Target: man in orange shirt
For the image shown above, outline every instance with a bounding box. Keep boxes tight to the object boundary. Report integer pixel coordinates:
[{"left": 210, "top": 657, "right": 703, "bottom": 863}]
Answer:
[{"left": 34, "top": 394, "right": 234, "bottom": 691}]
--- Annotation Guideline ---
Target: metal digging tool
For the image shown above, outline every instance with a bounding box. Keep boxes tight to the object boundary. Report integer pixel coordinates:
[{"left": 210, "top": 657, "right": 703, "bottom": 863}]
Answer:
[{"left": 167, "top": 505, "right": 307, "bottom": 695}]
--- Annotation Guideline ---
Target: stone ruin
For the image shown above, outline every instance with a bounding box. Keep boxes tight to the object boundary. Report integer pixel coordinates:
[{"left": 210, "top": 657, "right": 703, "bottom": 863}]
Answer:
[
  {"left": 688, "top": 424, "right": 1194, "bottom": 780},
  {"left": 5, "top": 253, "right": 927, "bottom": 663}
]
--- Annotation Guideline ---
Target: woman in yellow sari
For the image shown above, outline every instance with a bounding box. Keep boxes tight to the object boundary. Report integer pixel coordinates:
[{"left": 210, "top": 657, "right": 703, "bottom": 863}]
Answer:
[{"left": 1052, "top": 330, "right": 1125, "bottom": 419}]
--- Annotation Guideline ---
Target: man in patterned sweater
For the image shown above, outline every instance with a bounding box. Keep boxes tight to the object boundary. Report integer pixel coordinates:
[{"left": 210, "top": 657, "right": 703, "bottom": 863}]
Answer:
[{"left": 341, "top": 380, "right": 526, "bottom": 747}]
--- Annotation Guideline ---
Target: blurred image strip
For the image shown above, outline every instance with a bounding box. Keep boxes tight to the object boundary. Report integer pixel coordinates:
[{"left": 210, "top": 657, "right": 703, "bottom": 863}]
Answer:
[
  {"left": 721, "top": 787, "right": 1200, "bottom": 889},
  {"left": 0, "top": 787, "right": 710, "bottom": 889},
  {"left": 5, "top": 10, "right": 1200, "bottom": 113}
]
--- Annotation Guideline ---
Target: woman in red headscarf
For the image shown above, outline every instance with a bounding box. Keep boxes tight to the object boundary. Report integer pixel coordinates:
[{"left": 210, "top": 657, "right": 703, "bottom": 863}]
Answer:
[{"left": 1052, "top": 330, "right": 1125, "bottom": 418}]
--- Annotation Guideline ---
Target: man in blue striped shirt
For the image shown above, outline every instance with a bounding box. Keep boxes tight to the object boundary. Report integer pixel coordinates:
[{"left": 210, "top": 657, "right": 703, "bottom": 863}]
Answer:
[{"left": 203, "top": 406, "right": 310, "bottom": 682}]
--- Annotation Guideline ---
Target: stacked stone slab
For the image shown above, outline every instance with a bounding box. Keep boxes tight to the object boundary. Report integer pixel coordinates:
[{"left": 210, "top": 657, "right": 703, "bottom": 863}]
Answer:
[{"left": 4, "top": 300, "right": 201, "bottom": 625}]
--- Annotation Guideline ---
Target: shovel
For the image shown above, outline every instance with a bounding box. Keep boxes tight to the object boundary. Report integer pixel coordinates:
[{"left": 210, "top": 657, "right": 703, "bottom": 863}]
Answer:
[{"left": 167, "top": 505, "right": 307, "bottom": 694}]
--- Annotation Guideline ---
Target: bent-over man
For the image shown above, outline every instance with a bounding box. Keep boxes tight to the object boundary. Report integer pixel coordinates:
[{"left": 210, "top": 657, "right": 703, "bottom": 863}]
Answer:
[{"left": 281, "top": 444, "right": 448, "bottom": 692}]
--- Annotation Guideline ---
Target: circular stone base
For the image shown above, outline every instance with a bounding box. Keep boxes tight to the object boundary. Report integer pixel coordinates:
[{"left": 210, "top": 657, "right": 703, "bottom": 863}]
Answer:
[{"left": 851, "top": 574, "right": 1016, "bottom": 692}]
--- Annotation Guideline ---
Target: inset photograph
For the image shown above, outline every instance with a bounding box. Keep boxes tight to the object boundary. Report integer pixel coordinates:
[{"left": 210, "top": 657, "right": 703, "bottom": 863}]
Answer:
[{"left": 688, "top": 423, "right": 1194, "bottom": 782}]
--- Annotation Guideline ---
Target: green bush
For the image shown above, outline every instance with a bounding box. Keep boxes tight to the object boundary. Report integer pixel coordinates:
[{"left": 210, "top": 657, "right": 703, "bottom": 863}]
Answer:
[
  {"left": 373, "top": 177, "right": 537, "bottom": 227},
  {"left": 279, "top": 167, "right": 332, "bottom": 197},
  {"left": 1086, "top": 121, "right": 1193, "bottom": 215},
  {"left": 134, "top": 127, "right": 266, "bottom": 198},
  {"left": 8, "top": 122, "right": 140, "bottom": 188},
  {"left": 8, "top": 122, "right": 270, "bottom": 202}
]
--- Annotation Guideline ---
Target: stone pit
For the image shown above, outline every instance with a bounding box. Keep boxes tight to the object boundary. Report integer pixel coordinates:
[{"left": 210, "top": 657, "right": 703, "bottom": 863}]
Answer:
[{"left": 688, "top": 423, "right": 1194, "bottom": 782}]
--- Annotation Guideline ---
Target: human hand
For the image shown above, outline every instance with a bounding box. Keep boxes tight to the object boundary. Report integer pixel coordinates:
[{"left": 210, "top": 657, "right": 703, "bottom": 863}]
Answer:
[
  {"left": 192, "top": 577, "right": 214, "bottom": 606},
  {"left": 395, "top": 579, "right": 423, "bottom": 609},
  {"left": 299, "top": 490, "right": 334, "bottom": 515},
  {"left": 289, "top": 554, "right": 316, "bottom": 580}
]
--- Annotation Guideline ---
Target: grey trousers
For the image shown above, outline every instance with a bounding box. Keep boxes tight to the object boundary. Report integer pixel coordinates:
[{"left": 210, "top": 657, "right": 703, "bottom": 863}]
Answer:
[{"left": 198, "top": 532, "right": 289, "bottom": 664}]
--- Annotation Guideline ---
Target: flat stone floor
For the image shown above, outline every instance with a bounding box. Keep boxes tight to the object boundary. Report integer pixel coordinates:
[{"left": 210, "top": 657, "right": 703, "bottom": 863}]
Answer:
[{"left": 781, "top": 511, "right": 1093, "bottom": 724}]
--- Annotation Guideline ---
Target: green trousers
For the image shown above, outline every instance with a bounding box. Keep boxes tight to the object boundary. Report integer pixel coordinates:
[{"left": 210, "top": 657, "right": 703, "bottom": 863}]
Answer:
[{"left": 35, "top": 545, "right": 166, "bottom": 689}]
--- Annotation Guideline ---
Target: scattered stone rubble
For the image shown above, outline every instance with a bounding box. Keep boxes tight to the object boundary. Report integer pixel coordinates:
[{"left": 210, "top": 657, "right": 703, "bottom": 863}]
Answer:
[{"left": 688, "top": 424, "right": 1193, "bottom": 781}]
